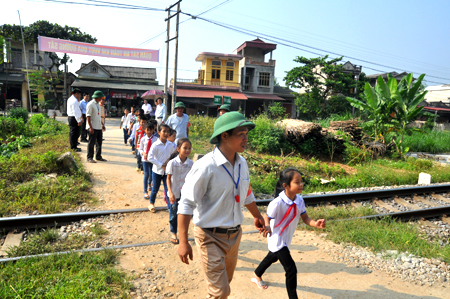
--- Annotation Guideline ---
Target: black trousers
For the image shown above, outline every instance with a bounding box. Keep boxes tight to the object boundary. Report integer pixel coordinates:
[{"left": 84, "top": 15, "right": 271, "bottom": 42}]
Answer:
[
  {"left": 68, "top": 116, "right": 79, "bottom": 150},
  {"left": 254, "top": 246, "right": 298, "bottom": 299},
  {"left": 80, "top": 114, "right": 87, "bottom": 141},
  {"left": 87, "top": 129, "right": 103, "bottom": 160}
]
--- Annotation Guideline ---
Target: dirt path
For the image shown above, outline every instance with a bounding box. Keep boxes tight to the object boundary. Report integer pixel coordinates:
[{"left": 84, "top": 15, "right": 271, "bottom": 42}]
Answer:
[{"left": 74, "top": 117, "right": 448, "bottom": 299}]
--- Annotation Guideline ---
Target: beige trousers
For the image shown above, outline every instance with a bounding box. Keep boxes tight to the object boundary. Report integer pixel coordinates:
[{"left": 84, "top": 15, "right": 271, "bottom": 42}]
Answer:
[{"left": 194, "top": 225, "right": 242, "bottom": 299}]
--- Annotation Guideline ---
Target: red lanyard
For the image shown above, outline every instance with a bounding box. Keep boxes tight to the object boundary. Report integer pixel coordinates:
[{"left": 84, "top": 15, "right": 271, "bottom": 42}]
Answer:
[{"left": 275, "top": 203, "right": 297, "bottom": 235}]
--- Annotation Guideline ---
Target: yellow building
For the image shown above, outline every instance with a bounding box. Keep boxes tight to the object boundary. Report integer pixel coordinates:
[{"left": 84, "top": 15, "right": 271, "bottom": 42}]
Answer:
[{"left": 194, "top": 52, "right": 242, "bottom": 88}]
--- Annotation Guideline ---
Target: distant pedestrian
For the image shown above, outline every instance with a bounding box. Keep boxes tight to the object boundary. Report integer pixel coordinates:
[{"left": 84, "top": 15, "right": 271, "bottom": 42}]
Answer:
[
  {"left": 86, "top": 90, "right": 107, "bottom": 163},
  {"left": 67, "top": 88, "right": 83, "bottom": 152},
  {"left": 120, "top": 108, "right": 131, "bottom": 145},
  {"left": 142, "top": 99, "right": 153, "bottom": 120},
  {"left": 139, "top": 122, "right": 157, "bottom": 199},
  {"left": 252, "top": 167, "right": 326, "bottom": 298},
  {"left": 155, "top": 97, "right": 167, "bottom": 127},
  {"left": 218, "top": 104, "right": 231, "bottom": 116},
  {"left": 80, "top": 93, "right": 89, "bottom": 142},
  {"left": 166, "top": 102, "right": 189, "bottom": 144}
]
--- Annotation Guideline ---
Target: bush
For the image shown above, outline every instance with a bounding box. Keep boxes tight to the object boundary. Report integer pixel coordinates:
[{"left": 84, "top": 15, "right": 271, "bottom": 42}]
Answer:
[
  {"left": 189, "top": 115, "right": 215, "bottom": 139},
  {"left": 28, "top": 113, "right": 64, "bottom": 137},
  {"left": 0, "top": 116, "right": 26, "bottom": 139},
  {"left": 9, "top": 107, "right": 29, "bottom": 123},
  {"left": 323, "top": 95, "right": 352, "bottom": 117},
  {"left": 248, "top": 113, "right": 294, "bottom": 154}
]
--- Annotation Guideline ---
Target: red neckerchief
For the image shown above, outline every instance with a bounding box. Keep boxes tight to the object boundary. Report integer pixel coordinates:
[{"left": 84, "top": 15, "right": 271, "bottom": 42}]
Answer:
[
  {"left": 274, "top": 201, "right": 297, "bottom": 236},
  {"left": 136, "top": 126, "right": 144, "bottom": 145},
  {"left": 146, "top": 136, "right": 152, "bottom": 156}
]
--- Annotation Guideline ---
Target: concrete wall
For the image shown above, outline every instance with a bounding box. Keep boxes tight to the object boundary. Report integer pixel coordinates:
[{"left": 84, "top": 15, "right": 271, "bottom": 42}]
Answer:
[{"left": 425, "top": 89, "right": 450, "bottom": 104}]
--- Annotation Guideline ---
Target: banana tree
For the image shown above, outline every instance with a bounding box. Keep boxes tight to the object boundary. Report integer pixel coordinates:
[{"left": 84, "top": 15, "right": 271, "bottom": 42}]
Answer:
[
  {"left": 346, "top": 76, "right": 397, "bottom": 143},
  {"left": 389, "top": 73, "right": 430, "bottom": 155}
]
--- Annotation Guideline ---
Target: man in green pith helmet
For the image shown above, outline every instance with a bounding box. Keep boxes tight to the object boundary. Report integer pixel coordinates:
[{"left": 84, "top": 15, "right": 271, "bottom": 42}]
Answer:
[
  {"left": 166, "top": 101, "right": 189, "bottom": 143},
  {"left": 177, "top": 111, "right": 269, "bottom": 298},
  {"left": 218, "top": 104, "right": 231, "bottom": 116}
]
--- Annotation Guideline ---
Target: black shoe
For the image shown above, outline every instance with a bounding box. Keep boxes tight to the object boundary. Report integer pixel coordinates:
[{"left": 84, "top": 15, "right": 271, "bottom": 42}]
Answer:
[
  {"left": 75, "top": 148, "right": 82, "bottom": 152},
  {"left": 80, "top": 139, "right": 88, "bottom": 143},
  {"left": 87, "top": 159, "right": 96, "bottom": 163},
  {"left": 77, "top": 142, "right": 80, "bottom": 145},
  {"left": 96, "top": 157, "right": 107, "bottom": 162},
  {"left": 102, "top": 138, "right": 105, "bottom": 141}
]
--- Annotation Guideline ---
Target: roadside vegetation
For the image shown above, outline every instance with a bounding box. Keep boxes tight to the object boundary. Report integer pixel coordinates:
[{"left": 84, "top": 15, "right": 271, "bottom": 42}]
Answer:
[{"left": 0, "top": 110, "right": 94, "bottom": 217}]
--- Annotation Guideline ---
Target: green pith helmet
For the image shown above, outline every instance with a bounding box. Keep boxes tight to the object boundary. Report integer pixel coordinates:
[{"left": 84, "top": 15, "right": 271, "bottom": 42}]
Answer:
[
  {"left": 174, "top": 102, "right": 186, "bottom": 109},
  {"left": 209, "top": 111, "right": 255, "bottom": 144},
  {"left": 218, "top": 104, "right": 231, "bottom": 111},
  {"left": 92, "top": 90, "right": 105, "bottom": 98}
]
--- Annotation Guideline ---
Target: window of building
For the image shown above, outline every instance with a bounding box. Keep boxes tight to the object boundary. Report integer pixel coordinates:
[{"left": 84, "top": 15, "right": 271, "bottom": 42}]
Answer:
[
  {"left": 211, "top": 60, "right": 221, "bottom": 67},
  {"left": 226, "top": 61, "right": 235, "bottom": 68},
  {"left": 226, "top": 70, "right": 233, "bottom": 81},
  {"left": 259, "top": 72, "right": 270, "bottom": 86},
  {"left": 212, "top": 69, "right": 221, "bottom": 79},
  {"left": 11, "top": 48, "right": 22, "bottom": 69},
  {"left": 90, "top": 65, "right": 98, "bottom": 73}
]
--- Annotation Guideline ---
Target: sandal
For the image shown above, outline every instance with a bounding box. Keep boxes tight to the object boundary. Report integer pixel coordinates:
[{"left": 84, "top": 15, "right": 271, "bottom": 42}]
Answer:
[
  {"left": 148, "top": 203, "right": 155, "bottom": 213},
  {"left": 170, "top": 238, "right": 179, "bottom": 244},
  {"left": 144, "top": 193, "right": 149, "bottom": 199},
  {"left": 251, "top": 277, "right": 268, "bottom": 290}
]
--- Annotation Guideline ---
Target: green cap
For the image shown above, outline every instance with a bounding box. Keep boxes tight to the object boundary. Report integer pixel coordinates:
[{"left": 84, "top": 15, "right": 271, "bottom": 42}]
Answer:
[
  {"left": 92, "top": 90, "right": 105, "bottom": 98},
  {"left": 174, "top": 102, "right": 186, "bottom": 109},
  {"left": 218, "top": 104, "right": 231, "bottom": 111},
  {"left": 209, "top": 111, "right": 255, "bottom": 144}
]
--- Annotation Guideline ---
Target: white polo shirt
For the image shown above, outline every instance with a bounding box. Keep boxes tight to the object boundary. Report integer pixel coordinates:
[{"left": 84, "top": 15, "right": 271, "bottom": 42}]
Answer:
[
  {"left": 178, "top": 148, "right": 255, "bottom": 228},
  {"left": 142, "top": 103, "right": 152, "bottom": 115},
  {"left": 166, "top": 113, "right": 189, "bottom": 142},
  {"left": 267, "top": 191, "right": 306, "bottom": 252},
  {"left": 166, "top": 156, "right": 193, "bottom": 199}
]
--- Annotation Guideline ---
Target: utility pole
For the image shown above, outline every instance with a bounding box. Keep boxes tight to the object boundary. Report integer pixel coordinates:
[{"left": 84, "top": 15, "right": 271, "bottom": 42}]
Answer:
[
  {"left": 164, "top": 0, "right": 182, "bottom": 114},
  {"left": 18, "top": 10, "right": 33, "bottom": 116}
]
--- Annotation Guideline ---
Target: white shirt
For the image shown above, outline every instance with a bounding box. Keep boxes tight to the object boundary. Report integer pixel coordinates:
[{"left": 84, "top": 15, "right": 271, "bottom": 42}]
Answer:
[
  {"left": 123, "top": 113, "right": 132, "bottom": 129},
  {"left": 67, "top": 95, "right": 82, "bottom": 123},
  {"left": 148, "top": 138, "right": 176, "bottom": 175},
  {"left": 139, "top": 134, "right": 158, "bottom": 162},
  {"left": 266, "top": 191, "right": 306, "bottom": 252},
  {"left": 166, "top": 113, "right": 189, "bottom": 142},
  {"left": 85, "top": 100, "right": 102, "bottom": 130},
  {"left": 166, "top": 156, "right": 193, "bottom": 199},
  {"left": 142, "top": 103, "right": 153, "bottom": 115},
  {"left": 178, "top": 148, "right": 255, "bottom": 228},
  {"left": 155, "top": 103, "right": 167, "bottom": 120}
]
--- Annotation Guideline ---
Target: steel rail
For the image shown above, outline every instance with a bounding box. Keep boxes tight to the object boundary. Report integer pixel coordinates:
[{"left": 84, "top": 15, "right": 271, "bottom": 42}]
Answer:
[
  {"left": 1, "top": 184, "right": 450, "bottom": 230},
  {"left": 255, "top": 184, "right": 450, "bottom": 206}
]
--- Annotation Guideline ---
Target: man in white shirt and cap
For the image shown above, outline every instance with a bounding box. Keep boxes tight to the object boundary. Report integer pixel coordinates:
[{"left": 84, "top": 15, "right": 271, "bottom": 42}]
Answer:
[
  {"left": 177, "top": 112, "right": 269, "bottom": 299},
  {"left": 154, "top": 97, "right": 167, "bottom": 127},
  {"left": 142, "top": 99, "right": 153, "bottom": 120},
  {"left": 66, "top": 88, "right": 83, "bottom": 152},
  {"left": 166, "top": 102, "right": 189, "bottom": 143},
  {"left": 86, "top": 90, "right": 107, "bottom": 163}
]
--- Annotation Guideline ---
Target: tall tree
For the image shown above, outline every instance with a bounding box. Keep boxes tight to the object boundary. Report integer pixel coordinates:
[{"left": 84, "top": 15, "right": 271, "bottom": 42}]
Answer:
[
  {"left": 0, "top": 21, "right": 97, "bottom": 110},
  {"left": 284, "top": 55, "right": 367, "bottom": 120}
]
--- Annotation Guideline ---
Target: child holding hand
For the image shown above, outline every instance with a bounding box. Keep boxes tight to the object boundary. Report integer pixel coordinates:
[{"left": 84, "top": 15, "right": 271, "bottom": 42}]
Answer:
[
  {"left": 252, "top": 167, "right": 326, "bottom": 299},
  {"left": 166, "top": 138, "right": 193, "bottom": 244}
]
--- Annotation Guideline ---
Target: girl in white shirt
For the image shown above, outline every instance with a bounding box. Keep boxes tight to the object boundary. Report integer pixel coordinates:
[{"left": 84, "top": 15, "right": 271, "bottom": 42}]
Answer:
[
  {"left": 166, "top": 138, "right": 193, "bottom": 244},
  {"left": 252, "top": 168, "right": 326, "bottom": 299}
]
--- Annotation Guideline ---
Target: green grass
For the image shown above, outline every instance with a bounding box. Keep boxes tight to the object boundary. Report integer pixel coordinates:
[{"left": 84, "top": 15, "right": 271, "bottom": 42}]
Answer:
[
  {"left": 0, "top": 250, "right": 133, "bottom": 298},
  {"left": 403, "top": 129, "right": 450, "bottom": 153},
  {"left": 0, "top": 131, "right": 94, "bottom": 217}
]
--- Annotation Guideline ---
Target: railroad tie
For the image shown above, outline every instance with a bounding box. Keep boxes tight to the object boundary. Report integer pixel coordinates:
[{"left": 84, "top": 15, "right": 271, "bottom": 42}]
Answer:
[
  {"left": 442, "top": 216, "right": 450, "bottom": 225},
  {"left": 0, "top": 232, "right": 24, "bottom": 256},
  {"left": 394, "top": 197, "right": 421, "bottom": 210},
  {"left": 432, "top": 194, "right": 450, "bottom": 204},
  {"left": 413, "top": 196, "right": 440, "bottom": 208},
  {"left": 374, "top": 199, "right": 400, "bottom": 213},
  {"left": 419, "top": 218, "right": 439, "bottom": 228},
  {"left": 351, "top": 201, "right": 363, "bottom": 208}
]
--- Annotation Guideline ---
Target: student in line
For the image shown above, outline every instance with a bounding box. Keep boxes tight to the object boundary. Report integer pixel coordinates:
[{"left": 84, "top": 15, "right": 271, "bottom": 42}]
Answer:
[
  {"left": 140, "top": 122, "right": 157, "bottom": 199},
  {"left": 252, "top": 167, "right": 326, "bottom": 299},
  {"left": 166, "top": 138, "right": 193, "bottom": 244},
  {"left": 134, "top": 116, "right": 146, "bottom": 173},
  {"left": 148, "top": 124, "right": 176, "bottom": 212}
]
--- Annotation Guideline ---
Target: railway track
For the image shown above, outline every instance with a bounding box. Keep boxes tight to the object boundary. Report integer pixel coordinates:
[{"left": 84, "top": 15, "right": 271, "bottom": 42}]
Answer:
[{"left": 1, "top": 184, "right": 450, "bottom": 231}]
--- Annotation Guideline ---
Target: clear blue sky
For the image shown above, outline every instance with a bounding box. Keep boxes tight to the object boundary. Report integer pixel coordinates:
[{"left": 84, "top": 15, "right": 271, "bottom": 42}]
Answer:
[{"left": 3, "top": 0, "right": 450, "bottom": 87}]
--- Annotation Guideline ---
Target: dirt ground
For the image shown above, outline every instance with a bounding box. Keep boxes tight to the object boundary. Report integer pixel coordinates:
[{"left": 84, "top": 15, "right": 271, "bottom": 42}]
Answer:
[{"left": 73, "top": 117, "right": 448, "bottom": 299}]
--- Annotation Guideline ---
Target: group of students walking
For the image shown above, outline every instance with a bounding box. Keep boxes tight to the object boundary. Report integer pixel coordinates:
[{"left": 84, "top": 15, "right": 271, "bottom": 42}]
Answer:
[{"left": 116, "top": 100, "right": 327, "bottom": 299}]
